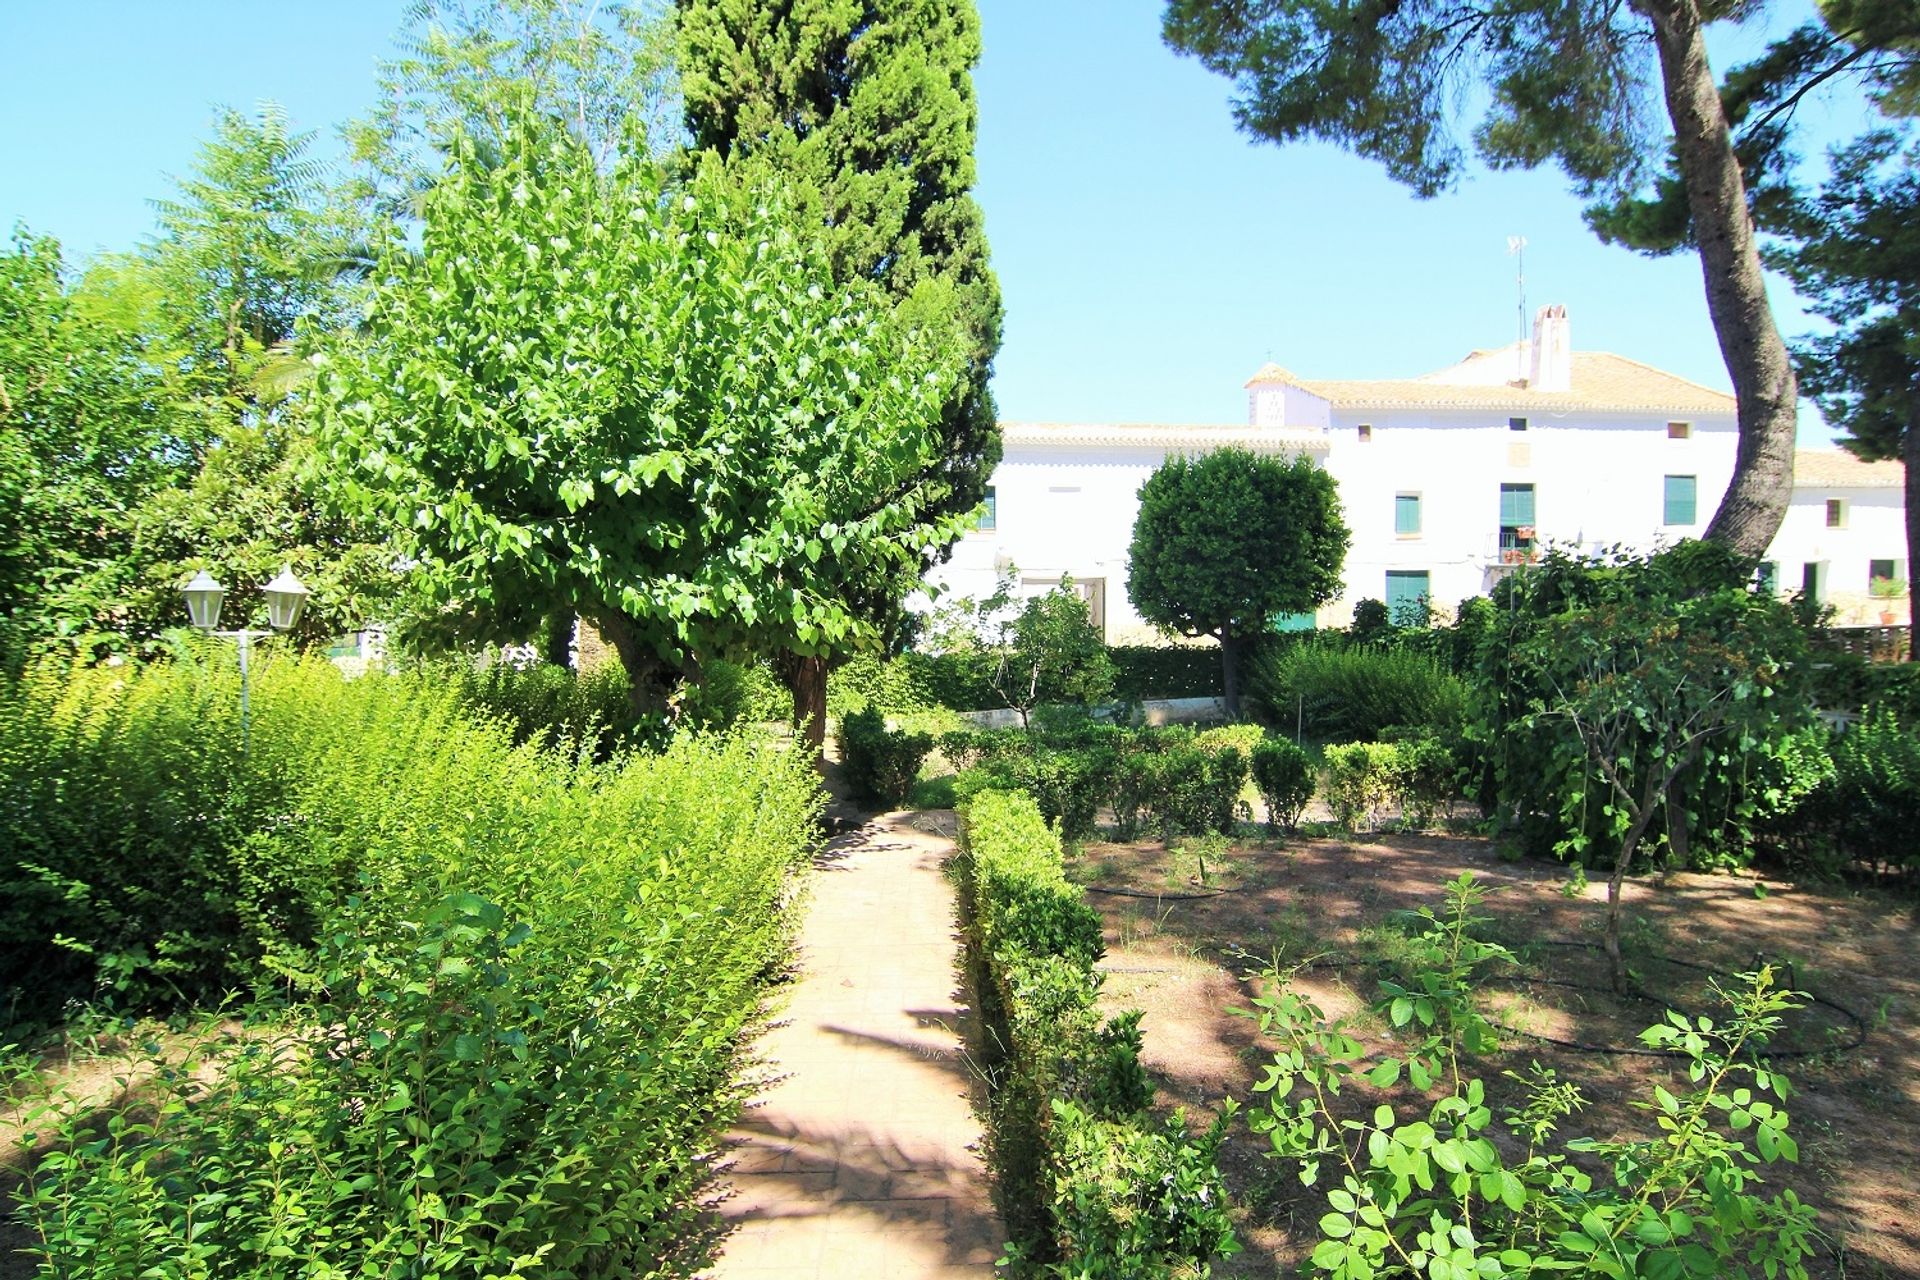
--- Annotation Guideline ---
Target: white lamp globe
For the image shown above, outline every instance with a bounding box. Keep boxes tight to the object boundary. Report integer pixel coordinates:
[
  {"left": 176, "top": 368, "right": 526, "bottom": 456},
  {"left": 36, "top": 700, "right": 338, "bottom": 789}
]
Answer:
[
  {"left": 182, "top": 571, "right": 226, "bottom": 631},
  {"left": 262, "top": 565, "right": 310, "bottom": 633}
]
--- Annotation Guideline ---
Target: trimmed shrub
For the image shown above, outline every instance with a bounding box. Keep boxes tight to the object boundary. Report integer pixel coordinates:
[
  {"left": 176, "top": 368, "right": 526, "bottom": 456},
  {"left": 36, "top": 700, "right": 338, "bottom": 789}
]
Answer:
[
  {"left": 1391, "top": 734, "right": 1458, "bottom": 828},
  {"left": 448, "top": 656, "right": 639, "bottom": 755},
  {"left": 2, "top": 654, "right": 822, "bottom": 1275},
  {"left": 1322, "top": 741, "right": 1401, "bottom": 832},
  {"left": 957, "top": 790, "right": 1233, "bottom": 1274},
  {"left": 1247, "top": 640, "right": 1467, "bottom": 742},
  {"left": 1250, "top": 737, "right": 1314, "bottom": 832},
  {"left": 838, "top": 706, "right": 934, "bottom": 809},
  {"left": 1107, "top": 645, "right": 1222, "bottom": 701},
  {"left": 954, "top": 745, "right": 1116, "bottom": 842}
]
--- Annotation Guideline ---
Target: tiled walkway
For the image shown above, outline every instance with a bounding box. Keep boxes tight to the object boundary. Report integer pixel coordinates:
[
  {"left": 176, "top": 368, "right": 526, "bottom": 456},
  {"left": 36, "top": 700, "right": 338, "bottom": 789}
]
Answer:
[{"left": 704, "top": 812, "right": 1002, "bottom": 1278}]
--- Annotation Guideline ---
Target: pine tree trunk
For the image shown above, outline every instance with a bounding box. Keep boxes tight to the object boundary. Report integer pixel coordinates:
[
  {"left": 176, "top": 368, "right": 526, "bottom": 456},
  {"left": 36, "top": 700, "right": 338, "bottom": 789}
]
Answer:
[{"left": 1636, "top": 0, "right": 1797, "bottom": 558}]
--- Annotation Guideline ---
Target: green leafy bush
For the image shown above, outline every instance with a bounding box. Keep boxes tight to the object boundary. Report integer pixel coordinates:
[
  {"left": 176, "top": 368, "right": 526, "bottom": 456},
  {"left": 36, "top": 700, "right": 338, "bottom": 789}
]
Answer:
[
  {"left": 1250, "top": 737, "right": 1315, "bottom": 832},
  {"left": 1776, "top": 708, "right": 1920, "bottom": 877},
  {"left": 1243, "top": 874, "right": 1818, "bottom": 1280},
  {"left": 837, "top": 706, "right": 934, "bottom": 809},
  {"left": 958, "top": 790, "right": 1234, "bottom": 1275},
  {"left": 1390, "top": 734, "right": 1458, "bottom": 829},
  {"left": 1249, "top": 640, "right": 1467, "bottom": 743},
  {"left": 1108, "top": 645, "right": 1223, "bottom": 700},
  {"left": 1322, "top": 742, "right": 1402, "bottom": 832},
  {"left": 447, "top": 656, "right": 640, "bottom": 755},
  {"left": 5, "top": 656, "right": 823, "bottom": 1275}
]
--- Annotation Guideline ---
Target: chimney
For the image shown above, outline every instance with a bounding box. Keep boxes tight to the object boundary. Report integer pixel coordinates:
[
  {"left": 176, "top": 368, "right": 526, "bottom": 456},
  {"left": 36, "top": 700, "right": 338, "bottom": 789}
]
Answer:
[{"left": 1529, "top": 304, "right": 1571, "bottom": 392}]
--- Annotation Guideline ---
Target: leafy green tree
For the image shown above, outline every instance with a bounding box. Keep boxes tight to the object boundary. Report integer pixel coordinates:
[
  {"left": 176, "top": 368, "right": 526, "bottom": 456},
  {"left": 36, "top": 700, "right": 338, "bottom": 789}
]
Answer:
[
  {"left": 1769, "top": 130, "right": 1920, "bottom": 659},
  {"left": 980, "top": 572, "right": 1115, "bottom": 729},
  {"left": 1163, "top": 0, "right": 1812, "bottom": 559},
  {"left": 315, "top": 112, "right": 967, "bottom": 720},
  {"left": 1475, "top": 545, "right": 1809, "bottom": 990},
  {"left": 0, "top": 233, "right": 201, "bottom": 663},
  {"left": 677, "top": 0, "right": 1004, "bottom": 742},
  {"left": 145, "top": 104, "right": 362, "bottom": 409},
  {"left": 1127, "top": 448, "right": 1348, "bottom": 719}
]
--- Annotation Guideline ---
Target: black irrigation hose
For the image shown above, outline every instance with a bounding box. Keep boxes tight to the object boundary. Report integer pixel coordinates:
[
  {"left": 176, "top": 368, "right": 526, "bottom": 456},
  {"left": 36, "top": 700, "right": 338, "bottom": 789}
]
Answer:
[
  {"left": 1267, "top": 941, "right": 1868, "bottom": 1060},
  {"left": 1083, "top": 883, "right": 1245, "bottom": 901}
]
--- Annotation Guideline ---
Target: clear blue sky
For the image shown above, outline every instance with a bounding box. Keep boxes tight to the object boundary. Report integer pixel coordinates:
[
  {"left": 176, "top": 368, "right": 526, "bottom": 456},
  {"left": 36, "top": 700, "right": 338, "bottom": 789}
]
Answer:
[{"left": 1, "top": 1, "right": 1881, "bottom": 438}]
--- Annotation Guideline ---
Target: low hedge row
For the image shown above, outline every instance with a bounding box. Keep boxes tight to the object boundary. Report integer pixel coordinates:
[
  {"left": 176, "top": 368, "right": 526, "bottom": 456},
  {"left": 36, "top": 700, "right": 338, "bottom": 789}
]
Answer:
[
  {"left": 946, "top": 723, "right": 1257, "bottom": 841},
  {"left": 838, "top": 706, "right": 934, "bottom": 808},
  {"left": 1322, "top": 736, "right": 1460, "bottom": 831},
  {"left": 958, "top": 790, "right": 1235, "bottom": 1277},
  {"left": 2, "top": 653, "right": 822, "bottom": 1276}
]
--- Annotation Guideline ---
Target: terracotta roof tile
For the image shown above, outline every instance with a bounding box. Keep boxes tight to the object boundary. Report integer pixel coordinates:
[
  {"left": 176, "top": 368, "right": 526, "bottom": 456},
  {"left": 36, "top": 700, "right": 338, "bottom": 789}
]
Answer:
[
  {"left": 999, "top": 422, "right": 1328, "bottom": 452},
  {"left": 1249, "top": 351, "right": 1736, "bottom": 415},
  {"left": 1795, "top": 449, "right": 1902, "bottom": 489}
]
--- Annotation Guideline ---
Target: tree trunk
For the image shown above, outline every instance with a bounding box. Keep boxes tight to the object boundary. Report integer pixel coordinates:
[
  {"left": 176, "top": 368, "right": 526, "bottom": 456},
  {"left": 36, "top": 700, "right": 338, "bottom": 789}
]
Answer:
[
  {"left": 1636, "top": 0, "right": 1798, "bottom": 558},
  {"left": 593, "top": 611, "right": 683, "bottom": 722},
  {"left": 541, "top": 611, "right": 575, "bottom": 668},
  {"left": 775, "top": 651, "right": 833, "bottom": 769},
  {"left": 1906, "top": 396, "right": 1919, "bottom": 661},
  {"left": 1605, "top": 803, "right": 1663, "bottom": 995},
  {"left": 1219, "top": 631, "right": 1244, "bottom": 721}
]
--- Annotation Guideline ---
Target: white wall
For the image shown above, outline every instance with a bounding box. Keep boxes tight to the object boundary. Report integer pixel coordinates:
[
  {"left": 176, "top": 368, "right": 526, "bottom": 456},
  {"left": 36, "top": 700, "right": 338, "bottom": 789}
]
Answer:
[
  {"left": 1765, "top": 488, "right": 1910, "bottom": 625},
  {"left": 1322, "top": 408, "right": 1738, "bottom": 619}
]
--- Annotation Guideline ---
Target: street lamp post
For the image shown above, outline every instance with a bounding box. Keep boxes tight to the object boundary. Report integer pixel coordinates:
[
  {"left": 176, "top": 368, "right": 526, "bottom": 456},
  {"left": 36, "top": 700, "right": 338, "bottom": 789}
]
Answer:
[{"left": 182, "top": 565, "right": 310, "bottom": 752}]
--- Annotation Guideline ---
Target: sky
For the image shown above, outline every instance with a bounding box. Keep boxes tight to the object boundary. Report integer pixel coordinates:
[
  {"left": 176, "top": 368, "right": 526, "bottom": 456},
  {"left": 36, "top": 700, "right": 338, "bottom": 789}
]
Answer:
[{"left": 0, "top": 0, "right": 1888, "bottom": 440}]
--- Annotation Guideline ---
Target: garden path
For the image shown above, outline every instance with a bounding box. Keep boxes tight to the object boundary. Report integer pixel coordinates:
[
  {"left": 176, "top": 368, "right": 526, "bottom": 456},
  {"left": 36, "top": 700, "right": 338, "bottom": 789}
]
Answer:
[{"left": 702, "top": 810, "right": 1002, "bottom": 1279}]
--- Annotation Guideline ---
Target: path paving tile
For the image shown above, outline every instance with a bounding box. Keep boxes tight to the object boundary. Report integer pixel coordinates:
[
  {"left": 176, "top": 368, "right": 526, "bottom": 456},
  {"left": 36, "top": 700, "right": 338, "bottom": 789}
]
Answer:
[{"left": 704, "top": 812, "right": 1002, "bottom": 1279}]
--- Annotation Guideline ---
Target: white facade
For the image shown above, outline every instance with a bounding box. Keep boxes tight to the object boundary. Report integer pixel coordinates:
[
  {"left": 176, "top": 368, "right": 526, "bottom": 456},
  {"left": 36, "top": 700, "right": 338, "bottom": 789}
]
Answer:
[
  {"left": 1766, "top": 453, "right": 1910, "bottom": 626},
  {"left": 928, "top": 306, "right": 1909, "bottom": 637}
]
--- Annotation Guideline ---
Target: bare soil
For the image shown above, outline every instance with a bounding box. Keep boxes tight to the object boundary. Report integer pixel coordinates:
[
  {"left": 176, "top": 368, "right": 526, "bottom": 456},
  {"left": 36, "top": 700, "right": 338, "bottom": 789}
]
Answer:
[{"left": 1073, "top": 828, "right": 1920, "bottom": 1279}]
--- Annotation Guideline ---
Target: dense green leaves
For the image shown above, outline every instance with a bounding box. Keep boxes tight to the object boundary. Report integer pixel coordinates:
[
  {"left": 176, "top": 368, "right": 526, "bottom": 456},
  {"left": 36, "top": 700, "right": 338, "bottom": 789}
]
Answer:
[
  {"left": 1128, "top": 448, "right": 1348, "bottom": 717},
  {"left": 315, "top": 112, "right": 967, "bottom": 701}
]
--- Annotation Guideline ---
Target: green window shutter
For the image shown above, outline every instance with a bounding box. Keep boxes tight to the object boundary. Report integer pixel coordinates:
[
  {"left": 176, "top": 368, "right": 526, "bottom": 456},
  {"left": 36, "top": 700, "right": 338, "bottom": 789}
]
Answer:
[
  {"left": 1384, "top": 570, "right": 1431, "bottom": 625},
  {"left": 1663, "top": 475, "right": 1696, "bottom": 525},
  {"left": 975, "top": 485, "right": 997, "bottom": 531},
  {"left": 1394, "top": 493, "right": 1421, "bottom": 535},
  {"left": 1498, "top": 484, "right": 1535, "bottom": 526}
]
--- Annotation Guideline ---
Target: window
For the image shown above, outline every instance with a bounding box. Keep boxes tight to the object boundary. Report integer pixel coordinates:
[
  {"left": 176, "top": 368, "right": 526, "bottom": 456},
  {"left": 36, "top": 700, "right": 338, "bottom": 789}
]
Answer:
[
  {"left": 1668, "top": 421, "right": 1692, "bottom": 440},
  {"left": 1384, "top": 570, "right": 1431, "bottom": 625},
  {"left": 1871, "top": 558, "right": 1899, "bottom": 584},
  {"left": 1826, "top": 498, "right": 1847, "bottom": 528},
  {"left": 1663, "top": 475, "right": 1698, "bottom": 526},
  {"left": 1756, "top": 562, "right": 1779, "bottom": 595},
  {"left": 1498, "top": 483, "right": 1536, "bottom": 557},
  {"left": 1357, "top": 423, "right": 1373, "bottom": 443},
  {"left": 1509, "top": 416, "right": 1528, "bottom": 432},
  {"left": 1270, "top": 610, "right": 1317, "bottom": 633},
  {"left": 973, "top": 485, "right": 996, "bottom": 532},
  {"left": 1394, "top": 492, "right": 1422, "bottom": 537}
]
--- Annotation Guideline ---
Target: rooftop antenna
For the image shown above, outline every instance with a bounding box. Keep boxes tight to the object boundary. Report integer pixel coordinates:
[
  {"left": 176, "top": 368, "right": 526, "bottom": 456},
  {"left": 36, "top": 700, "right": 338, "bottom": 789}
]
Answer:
[{"left": 1507, "top": 235, "right": 1528, "bottom": 383}]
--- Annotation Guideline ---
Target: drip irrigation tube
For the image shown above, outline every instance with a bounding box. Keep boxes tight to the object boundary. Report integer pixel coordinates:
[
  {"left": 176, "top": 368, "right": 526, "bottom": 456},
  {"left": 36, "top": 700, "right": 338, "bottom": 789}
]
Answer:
[{"left": 1083, "top": 884, "right": 1245, "bottom": 901}]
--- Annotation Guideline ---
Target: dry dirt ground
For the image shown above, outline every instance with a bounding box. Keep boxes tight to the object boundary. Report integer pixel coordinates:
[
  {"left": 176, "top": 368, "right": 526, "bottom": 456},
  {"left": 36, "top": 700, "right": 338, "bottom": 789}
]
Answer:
[{"left": 1071, "top": 828, "right": 1920, "bottom": 1279}]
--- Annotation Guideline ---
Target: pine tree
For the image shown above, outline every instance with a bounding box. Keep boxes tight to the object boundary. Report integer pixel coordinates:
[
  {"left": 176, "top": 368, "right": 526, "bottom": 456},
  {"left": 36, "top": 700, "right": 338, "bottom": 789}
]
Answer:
[{"left": 677, "top": 0, "right": 1004, "bottom": 749}]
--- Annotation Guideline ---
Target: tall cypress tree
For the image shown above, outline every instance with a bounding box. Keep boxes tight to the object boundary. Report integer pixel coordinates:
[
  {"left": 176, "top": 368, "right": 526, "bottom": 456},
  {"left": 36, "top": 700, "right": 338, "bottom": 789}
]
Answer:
[{"left": 677, "top": 0, "right": 1004, "bottom": 749}]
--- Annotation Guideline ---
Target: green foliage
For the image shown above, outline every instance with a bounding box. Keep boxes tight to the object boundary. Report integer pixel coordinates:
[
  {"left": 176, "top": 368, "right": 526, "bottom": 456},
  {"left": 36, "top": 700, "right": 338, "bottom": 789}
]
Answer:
[
  {"left": 1251, "top": 736, "right": 1315, "bottom": 832},
  {"left": 0, "top": 233, "right": 202, "bottom": 664},
  {"left": 957, "top": 790, "right": 1235, "bottom": 1275},
  {"left": 1127, "top": 448, "right": 1348, "bottom": 716},
  {"left": 444, "top": 657, "right": 641, "bottom": 756},
  {"left": 1322, "top": 742, "right": 1403, "bottom": 833},
  {"left": 838, "top": 706, "right": 935, "bottom": 809},
  {"left": 1766, "top": 709, "right": 1920, "bottom": 877},
  {"left": 678, "top": 0, "right": 1004, "bottom": 532},
  {"left": 990, "top": 577, "right": 1117, "bottom": 727},
  {"left": 1243, "top": 874, "right": 1819, "bottom": 1280},
  {"left": 4, "top": 653, "right": 821, "bottom": 1272},
  {"left": 1249, "top": 639, "right": 1469, "bottom": 743},
  {"left": 1046, "top": 1102, "right": 1238, "bottom": 1280},
  {"left": 1472, "top": 547, "right": 1811, "bottom": 872},
  {"left": 1391, "top": 735, "right": 1459, "bottom": 830},
  {"left": 1108, "top": 644, "right": 1223, "bottom": 700},
  {"left": 315, "top": 112, "right": 966, "bottom": 701}
]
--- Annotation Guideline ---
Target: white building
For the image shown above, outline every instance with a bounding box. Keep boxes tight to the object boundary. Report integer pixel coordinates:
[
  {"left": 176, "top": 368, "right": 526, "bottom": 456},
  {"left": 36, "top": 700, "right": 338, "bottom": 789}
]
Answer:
[{"left": 930, "top": 306, "right": 1908, "bottom": 638}]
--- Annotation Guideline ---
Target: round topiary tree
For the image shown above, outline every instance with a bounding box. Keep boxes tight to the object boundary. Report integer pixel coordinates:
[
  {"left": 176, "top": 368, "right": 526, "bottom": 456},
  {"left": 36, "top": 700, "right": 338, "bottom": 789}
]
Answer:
[{"left": 1126, "top": 448, "right": 1349, "bottom": 719}]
